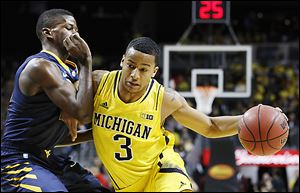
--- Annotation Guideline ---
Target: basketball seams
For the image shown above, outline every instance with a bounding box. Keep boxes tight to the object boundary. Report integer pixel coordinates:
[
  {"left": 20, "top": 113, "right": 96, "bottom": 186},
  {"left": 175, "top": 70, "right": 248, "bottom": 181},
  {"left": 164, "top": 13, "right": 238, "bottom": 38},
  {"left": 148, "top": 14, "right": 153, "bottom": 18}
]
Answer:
[
  {"left": 242, "top": 116, "right": 256, "bottom": 151},
  {"left": 239, "top": 129, "right": 289, "bottom": 143},
  {"left": 258, "top": 105, "right": 265, "bottom": 155},
  {"left": 266, "top": 111, "right": 281, "bottom": 149}
]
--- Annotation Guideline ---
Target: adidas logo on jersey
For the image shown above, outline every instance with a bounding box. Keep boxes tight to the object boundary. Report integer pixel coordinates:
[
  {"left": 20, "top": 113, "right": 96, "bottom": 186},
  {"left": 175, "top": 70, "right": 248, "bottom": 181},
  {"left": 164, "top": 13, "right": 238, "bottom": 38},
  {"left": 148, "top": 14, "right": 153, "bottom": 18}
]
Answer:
[{"left": 100, "top": 102, "right": 109, "bottom": 109}]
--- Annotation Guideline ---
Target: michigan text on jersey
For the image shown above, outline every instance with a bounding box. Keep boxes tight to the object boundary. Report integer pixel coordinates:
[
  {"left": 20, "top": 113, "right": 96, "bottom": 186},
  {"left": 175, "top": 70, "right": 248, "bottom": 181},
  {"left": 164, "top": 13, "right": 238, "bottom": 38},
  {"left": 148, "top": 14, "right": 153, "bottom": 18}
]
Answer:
[{"left": 94, "top": 113, "right": 152, "bottom": 139}]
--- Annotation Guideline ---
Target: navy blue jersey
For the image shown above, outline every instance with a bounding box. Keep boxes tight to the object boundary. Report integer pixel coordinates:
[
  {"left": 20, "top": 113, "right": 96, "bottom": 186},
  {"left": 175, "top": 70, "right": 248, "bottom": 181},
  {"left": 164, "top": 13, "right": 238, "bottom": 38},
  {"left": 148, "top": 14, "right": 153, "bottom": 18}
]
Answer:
[{"left": 2, "top": 50, "right": 79, "bottom": 150}]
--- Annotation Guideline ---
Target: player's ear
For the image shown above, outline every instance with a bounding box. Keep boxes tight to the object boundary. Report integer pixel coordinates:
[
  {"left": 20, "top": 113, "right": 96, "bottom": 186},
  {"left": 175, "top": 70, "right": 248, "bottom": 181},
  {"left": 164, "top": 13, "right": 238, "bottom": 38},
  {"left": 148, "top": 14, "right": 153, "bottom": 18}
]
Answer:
[
  {"left": 120, "top": 55, "right": 125, "bottom": 67},
  {"left": 42, "top": 28, "right": 53, "bottom": 39},
  {"left": 152, "top": 66, "right": 159, "bottom": 78}
]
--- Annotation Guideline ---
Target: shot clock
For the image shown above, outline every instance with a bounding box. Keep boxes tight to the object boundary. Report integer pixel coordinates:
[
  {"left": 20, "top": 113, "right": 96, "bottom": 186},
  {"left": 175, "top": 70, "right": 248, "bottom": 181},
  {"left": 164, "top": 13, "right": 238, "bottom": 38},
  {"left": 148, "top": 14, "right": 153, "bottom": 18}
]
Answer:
[{"left": 192, "top": 1, "right": 230, "bottom": 24}]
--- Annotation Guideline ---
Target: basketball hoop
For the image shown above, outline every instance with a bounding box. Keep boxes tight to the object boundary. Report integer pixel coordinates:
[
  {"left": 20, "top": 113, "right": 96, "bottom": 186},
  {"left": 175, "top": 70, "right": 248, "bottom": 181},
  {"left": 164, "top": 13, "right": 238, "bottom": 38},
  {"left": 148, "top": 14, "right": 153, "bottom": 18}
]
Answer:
[{"left": 193, "top": 86, "right": 218, "bottom": 115}]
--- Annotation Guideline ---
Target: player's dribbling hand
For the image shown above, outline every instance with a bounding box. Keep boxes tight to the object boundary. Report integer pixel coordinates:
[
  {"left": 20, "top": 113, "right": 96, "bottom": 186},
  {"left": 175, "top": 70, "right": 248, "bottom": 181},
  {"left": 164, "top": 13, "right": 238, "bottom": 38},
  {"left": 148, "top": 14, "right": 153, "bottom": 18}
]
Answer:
[
  {"left": 59, "top": 111, "right": 78, "bottom": 141},
  {"left": 63, "top": 33, "right": 92, "bottom": 65}
]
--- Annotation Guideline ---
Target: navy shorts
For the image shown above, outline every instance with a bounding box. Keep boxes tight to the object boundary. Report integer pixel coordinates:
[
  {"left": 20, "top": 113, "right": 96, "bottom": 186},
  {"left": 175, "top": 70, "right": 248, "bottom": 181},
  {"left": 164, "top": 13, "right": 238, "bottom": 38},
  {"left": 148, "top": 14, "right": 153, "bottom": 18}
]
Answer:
[{"left": 1, "top": 146, "right": 106, "bottom": 192}]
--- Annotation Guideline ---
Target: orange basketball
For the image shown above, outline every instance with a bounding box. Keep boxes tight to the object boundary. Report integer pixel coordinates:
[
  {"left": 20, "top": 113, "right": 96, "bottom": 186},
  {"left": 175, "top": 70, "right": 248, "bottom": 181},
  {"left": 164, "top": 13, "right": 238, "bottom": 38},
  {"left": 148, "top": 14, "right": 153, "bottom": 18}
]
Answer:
[{"left": 238, "top": 104, "right": 289, "bottom": 156}]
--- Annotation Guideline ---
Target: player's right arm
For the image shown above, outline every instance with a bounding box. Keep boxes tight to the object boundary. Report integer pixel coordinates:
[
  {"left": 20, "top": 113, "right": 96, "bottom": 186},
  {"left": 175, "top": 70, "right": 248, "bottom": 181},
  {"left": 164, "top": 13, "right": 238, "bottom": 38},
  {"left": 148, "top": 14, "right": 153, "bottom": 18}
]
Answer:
[
  {"left": 19, "top": 33, "right": 93, "bottom": 123},
  {"left": 60, "top": 69, "right": 109, "bottom": 129},
  {"left": 57, "top": 69, "right": 109, "bottom": 145},
  {"left": 20, "top": 59, "right": 92, "bottom": 123}
]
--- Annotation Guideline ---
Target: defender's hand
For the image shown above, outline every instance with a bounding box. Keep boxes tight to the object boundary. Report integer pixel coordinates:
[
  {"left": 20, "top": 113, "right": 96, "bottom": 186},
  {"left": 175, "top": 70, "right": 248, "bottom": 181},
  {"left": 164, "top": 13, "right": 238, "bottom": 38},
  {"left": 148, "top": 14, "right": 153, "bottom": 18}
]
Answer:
[
  {"left": 63, "top": 33, "right": 92, "bottom": 64},
  {"left": 59, "top": 111, "right": 78, "bottom": 141}
]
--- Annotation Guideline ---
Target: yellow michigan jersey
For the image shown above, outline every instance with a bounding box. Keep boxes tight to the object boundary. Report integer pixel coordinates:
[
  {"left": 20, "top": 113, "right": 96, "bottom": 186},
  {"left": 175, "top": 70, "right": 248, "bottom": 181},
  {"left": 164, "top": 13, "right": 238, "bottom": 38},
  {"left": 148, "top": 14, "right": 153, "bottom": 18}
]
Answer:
[{"left": 93, "top": 70, "right": 192, "bottom": 192}]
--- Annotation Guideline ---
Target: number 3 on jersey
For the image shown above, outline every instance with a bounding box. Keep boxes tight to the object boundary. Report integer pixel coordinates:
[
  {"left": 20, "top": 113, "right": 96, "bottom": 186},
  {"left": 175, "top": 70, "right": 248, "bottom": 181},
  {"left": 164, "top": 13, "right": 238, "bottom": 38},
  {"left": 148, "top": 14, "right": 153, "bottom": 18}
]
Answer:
[{"left": 113, "top": 134, "right": 133, "bottom": 161}]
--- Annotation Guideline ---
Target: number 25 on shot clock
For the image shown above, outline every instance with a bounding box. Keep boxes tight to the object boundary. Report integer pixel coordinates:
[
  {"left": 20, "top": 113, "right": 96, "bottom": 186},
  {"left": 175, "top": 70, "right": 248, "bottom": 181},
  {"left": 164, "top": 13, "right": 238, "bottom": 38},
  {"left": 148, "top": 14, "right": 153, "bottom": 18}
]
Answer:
[{"left": 192, "top": 1, "right": 230, "bottom": 24}]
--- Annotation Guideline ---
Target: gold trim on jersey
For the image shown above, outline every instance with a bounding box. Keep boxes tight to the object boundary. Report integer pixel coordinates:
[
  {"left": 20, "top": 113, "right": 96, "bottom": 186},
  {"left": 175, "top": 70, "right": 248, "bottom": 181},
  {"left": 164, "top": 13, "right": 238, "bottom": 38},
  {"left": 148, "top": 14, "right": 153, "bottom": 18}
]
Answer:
[
  {"left": 2, "top": 167, "right": 32, "bottom": 174},
  {"left": 3, "top": 174, "right": 37, "bottom": 182},
  {"left": 41, "top": 50, "right": 78, "bottom": 74},
  {"left": 2, "top": 161, "right": 42, "bottom": 192},
  {"left": 9, "top": 183, "right": 42, "bottom": 192}
]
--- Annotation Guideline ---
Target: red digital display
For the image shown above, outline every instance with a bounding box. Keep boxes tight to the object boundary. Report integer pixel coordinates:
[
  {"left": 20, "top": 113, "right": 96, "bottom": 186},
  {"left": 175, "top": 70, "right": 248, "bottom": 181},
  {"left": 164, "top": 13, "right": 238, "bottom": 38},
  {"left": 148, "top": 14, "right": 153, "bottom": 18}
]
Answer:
[
  {"left": 192, "top": 1, "right": 230, "bottom": 24},
  {"left": 199, "top": 1, "right": 224, "bottom": 19}
]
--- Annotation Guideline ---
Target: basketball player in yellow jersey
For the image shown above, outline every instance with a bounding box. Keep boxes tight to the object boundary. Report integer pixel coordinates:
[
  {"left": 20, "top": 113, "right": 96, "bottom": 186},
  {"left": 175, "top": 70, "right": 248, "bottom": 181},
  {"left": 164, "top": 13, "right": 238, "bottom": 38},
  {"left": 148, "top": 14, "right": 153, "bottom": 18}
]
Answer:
[
  {"left": 88, "top": 37, "right": 247, "bottom": 192},
  {"left": 60, "top": 36, "right": 288, "bottom": 192}
]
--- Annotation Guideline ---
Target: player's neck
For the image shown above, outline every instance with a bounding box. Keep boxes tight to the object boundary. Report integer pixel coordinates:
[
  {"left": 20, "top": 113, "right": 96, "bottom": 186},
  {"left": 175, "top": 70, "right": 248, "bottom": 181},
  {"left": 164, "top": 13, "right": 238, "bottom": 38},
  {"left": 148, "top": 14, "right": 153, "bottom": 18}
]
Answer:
[
  {"left": 118, "top": 85, "right": 146, "bottom": 103},
  {"left": 42, "top": 45, "right": 69, "bottom": 62}
]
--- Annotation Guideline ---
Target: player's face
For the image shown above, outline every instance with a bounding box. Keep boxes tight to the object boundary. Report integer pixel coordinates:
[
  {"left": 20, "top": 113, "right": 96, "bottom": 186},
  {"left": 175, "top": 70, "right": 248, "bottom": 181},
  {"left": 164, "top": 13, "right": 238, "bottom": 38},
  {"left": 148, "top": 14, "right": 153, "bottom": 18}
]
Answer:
[
  {"left": 48, "top": 15, "right": 78, "bottom": 53},
  {"left": 120, "top": 48, "right": 158, "bottom": 95}
]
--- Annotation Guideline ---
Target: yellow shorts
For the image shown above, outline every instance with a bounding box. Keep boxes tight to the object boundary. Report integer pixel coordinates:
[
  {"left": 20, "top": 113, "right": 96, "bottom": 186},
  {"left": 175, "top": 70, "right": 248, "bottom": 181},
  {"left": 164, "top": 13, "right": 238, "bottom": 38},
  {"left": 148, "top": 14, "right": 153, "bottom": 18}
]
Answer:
[{"left": 116, "top": 147, "right": 192, "bottom": 192}]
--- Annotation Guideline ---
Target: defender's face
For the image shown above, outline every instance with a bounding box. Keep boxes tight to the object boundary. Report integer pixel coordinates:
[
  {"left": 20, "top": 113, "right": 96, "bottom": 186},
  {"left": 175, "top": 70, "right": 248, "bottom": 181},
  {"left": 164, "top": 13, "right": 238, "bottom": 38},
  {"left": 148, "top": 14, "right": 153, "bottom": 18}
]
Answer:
[
  {"left": 47, "top": 15, "right": 78, "bottom": 52},
  {"left": 120, "top": 48, "right": 158, "bottom": 94}
]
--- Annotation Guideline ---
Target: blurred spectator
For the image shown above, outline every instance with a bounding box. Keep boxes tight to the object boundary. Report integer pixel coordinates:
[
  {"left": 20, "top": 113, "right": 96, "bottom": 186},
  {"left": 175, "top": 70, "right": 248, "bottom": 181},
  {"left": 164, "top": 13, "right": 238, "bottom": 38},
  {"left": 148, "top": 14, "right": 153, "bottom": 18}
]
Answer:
[
  {"left": 272, "top": 169, "right": 287, "bottom": 192},
  {"left": 259, "top": 172, "right": 274, "bottom": 192},
  {"left": 239, "top": 176, "right": 254, "bottom": 192}
]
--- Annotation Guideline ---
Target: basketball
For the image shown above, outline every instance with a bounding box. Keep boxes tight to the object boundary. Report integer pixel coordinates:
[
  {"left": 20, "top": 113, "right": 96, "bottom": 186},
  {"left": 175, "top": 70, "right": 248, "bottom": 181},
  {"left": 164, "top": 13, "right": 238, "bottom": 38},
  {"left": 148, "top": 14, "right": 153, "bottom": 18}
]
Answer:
[{"left": 238, "top": 104, "right": 289, "bottom": 156}]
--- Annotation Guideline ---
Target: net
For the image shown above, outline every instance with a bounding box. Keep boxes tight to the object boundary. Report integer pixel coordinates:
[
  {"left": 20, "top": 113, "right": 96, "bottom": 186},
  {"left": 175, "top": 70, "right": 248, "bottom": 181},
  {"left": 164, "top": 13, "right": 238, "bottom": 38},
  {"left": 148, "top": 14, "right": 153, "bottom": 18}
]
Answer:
[{"left": 193, "top": 86, "right": 218, "bottom": 115}]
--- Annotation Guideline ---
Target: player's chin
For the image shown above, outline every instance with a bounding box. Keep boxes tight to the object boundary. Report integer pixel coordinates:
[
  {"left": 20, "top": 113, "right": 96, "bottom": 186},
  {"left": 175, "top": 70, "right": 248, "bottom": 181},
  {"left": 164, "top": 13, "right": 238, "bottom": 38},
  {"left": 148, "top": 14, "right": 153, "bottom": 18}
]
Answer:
[
  {"left": 125, "top": 86, "right": 142, "bottom": 94},
  {"left": 127, "top": 87, "right": 141, "bottom": 94}
]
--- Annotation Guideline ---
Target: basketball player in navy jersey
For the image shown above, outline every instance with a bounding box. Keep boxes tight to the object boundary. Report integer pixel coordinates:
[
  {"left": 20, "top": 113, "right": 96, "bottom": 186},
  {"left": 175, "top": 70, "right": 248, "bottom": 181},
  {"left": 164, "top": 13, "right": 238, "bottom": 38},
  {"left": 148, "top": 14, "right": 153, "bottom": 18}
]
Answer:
[{"left": 1, "top": 9, "right": 105, "bottom": 192}]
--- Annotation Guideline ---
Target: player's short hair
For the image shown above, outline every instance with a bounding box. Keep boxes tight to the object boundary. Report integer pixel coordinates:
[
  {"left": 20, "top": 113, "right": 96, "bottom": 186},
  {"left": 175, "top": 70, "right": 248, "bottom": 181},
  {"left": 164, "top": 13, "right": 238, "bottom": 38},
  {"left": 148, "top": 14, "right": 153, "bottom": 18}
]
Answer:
[
  {"left": 36, "top": 9, "right": 73, "bottom": 41},
  {"left": 125, "top": 37, "right": 160, "bottom": 66}
]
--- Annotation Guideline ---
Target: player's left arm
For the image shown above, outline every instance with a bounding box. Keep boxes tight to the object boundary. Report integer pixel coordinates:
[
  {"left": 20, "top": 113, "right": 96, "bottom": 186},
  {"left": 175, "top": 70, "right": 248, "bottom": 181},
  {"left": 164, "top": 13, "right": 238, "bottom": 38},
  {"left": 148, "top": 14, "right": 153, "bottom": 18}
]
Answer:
[
  {"left": 59, "top": 80, "right": 80, "bottom": 141},
  {"left": 163, "top": 88, "right": 242, "bottom": 138}
]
